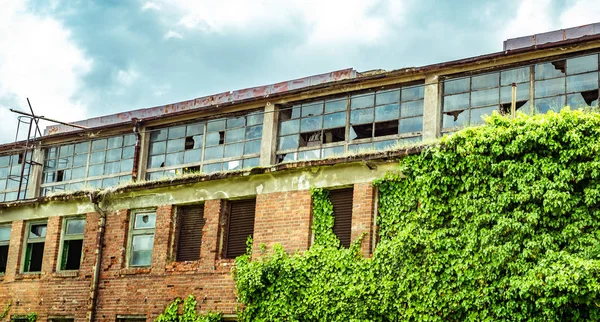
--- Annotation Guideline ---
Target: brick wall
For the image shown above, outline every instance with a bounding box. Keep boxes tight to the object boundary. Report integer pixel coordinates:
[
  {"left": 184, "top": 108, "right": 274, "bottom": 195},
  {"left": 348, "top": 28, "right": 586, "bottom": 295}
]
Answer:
[{"left": 0, "top": 183, "right": 376, "bottom": 321}]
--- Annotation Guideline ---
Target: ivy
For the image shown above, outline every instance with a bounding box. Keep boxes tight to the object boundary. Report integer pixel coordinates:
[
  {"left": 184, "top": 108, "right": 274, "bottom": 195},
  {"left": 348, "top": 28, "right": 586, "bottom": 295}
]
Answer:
[
  {"left": 233, "top": 109, "right": 600, "bottom": 321},
  {"left": 0, "top": 301, "right": 10, "bottom": 321},
  {"left": 155, "top": 295, "right": 222, "bottom": 322}
]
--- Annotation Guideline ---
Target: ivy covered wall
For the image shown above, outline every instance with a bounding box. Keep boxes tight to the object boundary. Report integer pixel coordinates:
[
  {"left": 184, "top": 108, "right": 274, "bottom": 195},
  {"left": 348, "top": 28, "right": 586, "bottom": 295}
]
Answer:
[{"left": 233, "top": 110, "right": 600, "bottom": 321}]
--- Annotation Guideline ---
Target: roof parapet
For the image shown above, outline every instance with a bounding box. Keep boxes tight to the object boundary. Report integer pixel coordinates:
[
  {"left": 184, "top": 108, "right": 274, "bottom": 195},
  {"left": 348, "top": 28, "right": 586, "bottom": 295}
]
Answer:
[
  {"left": 44, "top": 68, "right": 357, "bottom": 136},
  {"left": 504, "top": 23, "right": 600, "bottom": 51}
]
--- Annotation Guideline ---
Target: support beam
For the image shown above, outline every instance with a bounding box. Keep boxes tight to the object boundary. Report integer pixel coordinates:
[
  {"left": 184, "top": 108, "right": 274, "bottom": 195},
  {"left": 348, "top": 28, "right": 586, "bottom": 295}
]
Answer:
[
  {"left": 422, "top": 74, "right": 441, "bottom": 140},
  {"left": 260, "top": 102, "right": 278, "bottom": 166}
]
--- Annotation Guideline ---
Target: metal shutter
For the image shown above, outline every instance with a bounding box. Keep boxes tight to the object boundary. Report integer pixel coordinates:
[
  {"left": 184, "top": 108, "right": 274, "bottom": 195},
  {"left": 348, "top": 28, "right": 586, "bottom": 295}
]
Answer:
[
  {"left": 225, "top": 199, "right": 256, "bottom": 258},
  {"left": 329, "top": 188, "right": 353, "bottom": 248},
  {"left": 176, "top": 205, "right": 205, "bottom": 261}
]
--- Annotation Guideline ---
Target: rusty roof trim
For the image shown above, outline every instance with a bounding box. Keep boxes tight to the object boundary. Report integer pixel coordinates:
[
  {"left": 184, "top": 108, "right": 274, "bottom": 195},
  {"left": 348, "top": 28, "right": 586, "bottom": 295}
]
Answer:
[{"left": 0, "top": 144, "right": 428, "bottom": 208}]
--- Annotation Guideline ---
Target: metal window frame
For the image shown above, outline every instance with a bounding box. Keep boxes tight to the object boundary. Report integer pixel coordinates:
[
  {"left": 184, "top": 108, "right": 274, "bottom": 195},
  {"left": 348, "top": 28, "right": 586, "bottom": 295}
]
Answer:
[
  {"left": 0, "top": 223, "right": 11, "bottom": 275},
  {"left": 57, "top": 216, "right": 86, "bottom": 272},
  {"left": 126, "top": 209, "right": 157, "bottom": 268},
  {"left": 0, "top": 152, "right": 31, "bottom": 202},
  {"left": 20, "top": 220, "right": 47, "bottom": 273}
]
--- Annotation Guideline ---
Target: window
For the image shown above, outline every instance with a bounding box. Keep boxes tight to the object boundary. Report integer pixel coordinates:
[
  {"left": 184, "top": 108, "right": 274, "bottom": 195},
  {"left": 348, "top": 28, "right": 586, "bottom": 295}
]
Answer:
[
  {"left": 146, "top": 110, "right": 263, "bottom": 179},
  {"left": 128, "top": 211, "right": 156, "bottom": 267},
  {"left": 329, "top": 188, "right": 353, "bottom": 248},
  {"left": 0, "top": 153, "right": 31, "bottom": 202},
  {"left": 176, "top": 205, "right": 205, "bottom": 262},
  {"left": 59, "top": 217, "right": 85, "bottom": 270},
  {"left": 276, "top": 85, "right": 424, "bottom": 163},
  {"left": 40, "top": 134, "right": 136, "bottom": 195},
  {"left": 22, "top": 222, "right": 47, "bottom": 273},
  {"left": 116, "top": 316, "right": 146, "bottom": 322},
  {"left": 48, "top": 318, "right": 74, "bottom": 322},
  {"left": 0, "top": 224, "right": 10, "bottom": 274},
  {"left": 224, "top": 199, "right": 256, "bottom": 259}
]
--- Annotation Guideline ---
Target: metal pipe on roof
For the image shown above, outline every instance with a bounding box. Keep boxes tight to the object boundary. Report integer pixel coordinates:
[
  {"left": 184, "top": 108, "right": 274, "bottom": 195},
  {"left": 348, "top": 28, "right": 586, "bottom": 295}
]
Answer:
[{"left": 9, "top": 109, "right": 89, "bottom": 130}]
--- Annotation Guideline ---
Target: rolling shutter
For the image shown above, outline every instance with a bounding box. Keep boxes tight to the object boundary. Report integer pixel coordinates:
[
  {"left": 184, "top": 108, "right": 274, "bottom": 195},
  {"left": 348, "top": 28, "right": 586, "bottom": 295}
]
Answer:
[
  {"left": 176, "top": 205, "right": 205, "bottom": 261},
  {"left": 329, "top": 188, "right": 353, "bottom": 248},
  {"left": 225, "top": 199, "right": 256, "bottom": 258}
]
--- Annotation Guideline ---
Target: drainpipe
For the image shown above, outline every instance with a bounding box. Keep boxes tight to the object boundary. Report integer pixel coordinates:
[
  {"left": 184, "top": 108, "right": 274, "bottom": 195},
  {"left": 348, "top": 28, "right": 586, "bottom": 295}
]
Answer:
[
  {"left": 87, "top": 191, "right": 106, "bottom": 322},
  {"left": 131, "top": 118, "right": 141, "bottom": 182}
]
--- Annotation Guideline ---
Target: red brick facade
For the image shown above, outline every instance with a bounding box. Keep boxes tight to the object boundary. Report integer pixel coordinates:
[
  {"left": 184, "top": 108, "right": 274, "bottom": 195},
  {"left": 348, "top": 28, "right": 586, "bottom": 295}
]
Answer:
[{"left": 0, "top": 183, "right": 375, "bottom": 321}]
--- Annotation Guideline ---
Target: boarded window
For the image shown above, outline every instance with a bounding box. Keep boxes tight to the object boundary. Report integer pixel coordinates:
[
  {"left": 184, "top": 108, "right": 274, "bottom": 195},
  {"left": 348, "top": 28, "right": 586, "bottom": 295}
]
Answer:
[
  {"left": 329, "top": 188, "right": 353, "bottom": 248},
  {"left": 225, "top": 199, "right": 256, "bottom": 259},
  {"left": 176, "top": 205, "right": 205, "bottom": 262}
]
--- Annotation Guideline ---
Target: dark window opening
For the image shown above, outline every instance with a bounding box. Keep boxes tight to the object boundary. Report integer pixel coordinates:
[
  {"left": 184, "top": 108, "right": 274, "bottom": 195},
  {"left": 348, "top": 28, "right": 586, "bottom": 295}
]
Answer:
[
  {"left": 351, "top": 124, "right": 373, "bottom": 140},
  {"left": 184, "top": 136, "right": 195, "bottom": 150},
  {"left": 444, "top": 110, "right": 465, "bottom": 122},
  {"left": 49, "top": 319, "right": 75, "bottom": 322},
  {"left": 276, "top": 154, "right": 286, "bottom": 163},
  {"left": 219, "top": 131, "right": 225, "bottom": 145},
  {"left": 299, "top": 132, "right": 321, "bottom": 147},
  {"left": 183, "top": 166, "right": 200, "bottom": 174},
  {"left": 24, "top": 242, "right": 44, "bottom": 272},
  {"left": 61, "top": 239, "right": 83, "bottom": 270},
  {"left": 374, "top": 120, "right": 399, "bottom": 137},
  {"left": 581, "top": 90, "right": 599, "bottom": 105},
  {"left": 225, "top": 199, "right": 256, "bottom": 259},
  {"left": 329, "top": 188, "right": 353, "bottom": 248},
  {"left": 552, "top": 60, "right": 566, "bottom": 74},
  {"left": 176, "top": 205, "right": 205, "bottom": 262},
  {"left": 17, "top": 153, "right": 23, "bottom": 164},
  {"left": 159, "top": 162, "right": 165, "bottom": 168},
  {"left": 0, "top": 245, "right": 8, "bottom": 274},
  {"left": 323, "top": 127, "right": 345, "bottom": 143},
  {"left": 279, "top": 108, "right": 293, "bottom": 121},
  {"left": 56, "top": 170, "right": 65, "bottom": 182},
  {"left": 500, "top": 101, "right": 528, "bottom": 115}
]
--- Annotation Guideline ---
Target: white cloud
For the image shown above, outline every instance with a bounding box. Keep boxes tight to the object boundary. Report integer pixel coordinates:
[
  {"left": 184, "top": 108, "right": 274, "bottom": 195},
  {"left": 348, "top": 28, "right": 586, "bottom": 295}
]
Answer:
[
  {"left": 500, "top": 0, "right": 554, "bottom": 42},
  {"left": 0, "top": 0, "right": 92, "bottom": 143},
  {"left": 164, "top": 30, "right": 183, "bottom": 39},
  {"left": 559, "top": 0, "right": 600, "bottom": 29},
  {"left": 142, "top": 1, "right": 160, "bottom": 11},
  {"left": 117, "top": 68, "right": 139, "bottom": 85}
]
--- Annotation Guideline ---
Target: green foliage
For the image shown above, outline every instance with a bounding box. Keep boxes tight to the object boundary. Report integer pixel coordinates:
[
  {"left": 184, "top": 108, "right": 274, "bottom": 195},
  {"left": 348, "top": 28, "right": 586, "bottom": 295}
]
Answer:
[
  {"left": 310, "top": 188, "right": 339, "bottom": 247},
  {"left": 155, "top": 295, "right": 222, "bottom": 322},
  {"left": 233, "top": 109, "right": 600, "bottom": 321},
  {"left": 0, "top": 301, "right": 10, "bottom": 321}
]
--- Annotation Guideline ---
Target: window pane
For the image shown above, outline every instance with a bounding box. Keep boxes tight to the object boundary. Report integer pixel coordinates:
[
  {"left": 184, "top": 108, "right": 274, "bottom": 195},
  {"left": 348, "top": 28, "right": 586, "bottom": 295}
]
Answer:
[
  {"left": 535, "top": 78, "right": 565, "bottom": 98},
  {"left": 120, "top": 159, "right": 133, "bottom": 173},
  {"left": 535, "top": 95, "right": 566, "bottom": 114},
  {"left": 375, "top": 90, "right": 400, "bottom": 105},
  {"left": 566, "top": 72, "right": 598, "bottom": 93},
  {"left": 471, "top": 88, "right": 499, "bottom": 107},
  {"left": 470, "top": 105, "right": 497, "bottom": 125},
  {"left": 348, "top": 143, "right": 372, "bottom": 153},
  {"left": 122, "top": 146, "right": 135, "bottom": 159},
  {"left": 74, "top": 142, "right": 89, "bottom": 154},
  {"left": 149, "top": 141, "right": 166, "bottom": 156},
  {"left": 207, "top": 119, "right": 226, "bottom": 132},
  {"left": 0, "top": 226, "right": 10, "bottom": 241},
  {"left": 183, "top": 149, "right": 202, "bottom": 164},
  {"left": 107, "top": 136, "right": 123, "bottom": 149},
  {"left": 350, "top": 94, "right": 374, "bottom": 109},
  {"left": 280, "top": 119, "right": 300, "bottom": 136},
  {"left": 123, "top": 134, "right": 136, "bottom": 146},
  {"left": 66, "top": 219, "right": 85, "bottom": 235},
  {"left": 323, "top": 111, "right": 347, "bottom": 128},
  {"left": 350, "top": 108, "right": 374, "bottom": 124},
  {"left": 244, "top": 140, "right": 261, "bottom": 155},
  {"left": 204, "top": 146, "right": 224, "bottom": 160},
  {"left": 225, "top": 128, "right": 245, "bottom": 143},
  {"left": 374, "top": 104, "right": 399, "bottom": 122},
  {"left": 150, "top": 129, "right": 167, "bottom": 142},
  {"left": 226, "top": 160, "right": 242, "bottom": 171},
  {"left": 168, "top": 126, "right": 186, "bottom": 139},
  {"left": 71, "top": 167, "right": 86, "bottom": 180},
  {"left": 186, "top": 123, "right": 204, "bottom": 136},
  {"left": 298, "top": 149, "right": 320, "bottom": 160},
  {"left": 535, "top": 61, "right": 566, "bottom": 80},
  {"left": 203, "top": 162, "right": 222, "bottom": 173},
  {"left": 402, "top": 86, "right": 425, "bottom": 101},
  {"left": 227, "top": 117, "right": 245, "bottom": 129},
  {"left": 373, "top": 140, "right": 396, "bottom": 151},
  {"left": 568, "top": 93, "right": 599, "bottom": 109},
  {"left": 324, "top": 99, "right": 347, "bottom": 113},
  {"left": 567, "top": 54, "right": 598, "bottom": 75},
  {"left": 91, "top": 139, "right": 107, "bottom": 151},
  {"left": 29, "top": 224, "right": 47, "bottom": 238},
  {"left": 224, "top": 143, "right": 244, "bottom": 158},
  {"left": 246, "top": 125, "right": 263, "bottom": 140},
  {"left": 88, "top": 164, "right": 104, "bottom": 177},
  {"left": 165, "top": 152, "right": 184, "bottom": 166},
  {"left": 401, "top": 100, "right": 424, "bottom": 117},
  {"left": 501, "top": 67, "right": 530, "bottom": 85},
  {"left": 134, "top": 213, "right": 156, "bottom": 229},
  {"left": 59, "top": 145, "right": 74, "bottom": 157},
  {"left": 301, "top": 103, "right": 323, "bottom": 117},
  {"left": 472, "top": 73, "right": 499, "bottom": 90},
  {"left": 247, "top": 112, "right": 263, "bottom": 126},
  {"left": 300, "top": 116, "right": 323, "bottom": 132},
  {"left": 205, "top": 132, "right": 222, "bottom": 146},
  {"left": 322, "top": 146, "right": 344, "bottom": 158},
  {"left": 278, "top": 135, "right": 299, "bottom": 150},
  {"left": 500, "top": 83, "right": 530, "bottom": 103},
  {"left": 131, "top": 249, "right": 153, "bottom": 266},
  {"left": 399, "top": 117, "right": 423, "bottom": 133},
  {"left": 106, "top": 149, "right": 122, "bottom": 162},
  {"left": 105, "top": 161, "right": 120, "bottom": 175},
  {"left": 148, "top": 155, "right": 165, "bottom": 169},
  {"left": 444, "top": 78, "right": 470, "bottom": 95},
  {"left": 443, "top": 93, "right": 469, "bottom": 111},
  {"left": 443, "top": 110, "right": 469, "bottom": 129},
  {"left": 73, "top": 154, "right": 88, "bottom": 167},
  {"left": 167, "top": 138, "right": 185, "bottom": 153},
  {"left": 243, "top": 158, "right": 260, "bottom": 168}
]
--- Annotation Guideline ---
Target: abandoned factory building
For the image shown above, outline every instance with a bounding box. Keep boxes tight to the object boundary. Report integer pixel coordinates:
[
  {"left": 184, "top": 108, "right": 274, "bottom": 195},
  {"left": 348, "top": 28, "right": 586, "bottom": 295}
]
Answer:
[{"left": 1, "top": 23, "right": 600, "bottom": 321}]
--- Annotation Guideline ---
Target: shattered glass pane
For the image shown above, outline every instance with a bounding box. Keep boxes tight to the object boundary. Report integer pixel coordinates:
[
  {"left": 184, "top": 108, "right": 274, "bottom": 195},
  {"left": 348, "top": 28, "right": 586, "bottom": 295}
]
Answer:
[
  {"left": 470, "top": 105, "right": 497, "bottom": 125},
  {"left": 501, "top": 67, "right": 530, "bottom": 85},
  {"left": 566, "top": 54, "right": 598, "bottom": 75},
  {"left": 567, "top": 92, "right": 599, "bottom": 109},
  {"left": 500, "top": 83, "right": 530, "bottom": 103},
  {"left": 205, "top": 132, "right": 222, "bottom": 146},
  {"left": 148, "top": 154, "right": 165, "bottom": 169},
  {"left": 471, "top": 88, "right": 499, "bottom": 107},
  {"left": 535, "top": 95, "right": 565, "bottom": 114},
  {"left": 443, "top": 93, "right": 470, "bottom": 111},
  {"left": 472, "top": 73, "right": 499, "bottom": 90},
  {"left": 535, "top": 78, "right": 565, "bottom": 98},
  {"left": 566, "top": 72, "right": 598, "bottom": 93},
  {"left": 444, "top": 78, "right": 470, "bottom": 95},
  {"left": 442, "top": 109, "right": 468, "bottom": 129},
  {"left": 278, "top": 135, "right": 299, "bottom": 150},
  {"left": 535, "top": 61, "right": 566, "bottom": 80}
]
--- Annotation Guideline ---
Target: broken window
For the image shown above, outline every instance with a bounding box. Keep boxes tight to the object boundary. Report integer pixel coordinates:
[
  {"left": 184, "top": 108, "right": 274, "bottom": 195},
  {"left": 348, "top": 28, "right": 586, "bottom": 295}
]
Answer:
[
  {"left": 0, "top": 225, "right": 10, "bottom": 274},
  {"left": 0, "top": 153, "right": 31, "bottom": 202},
  {"left": 41, "top": 134, "right": 135, "bottom": 195},
  {"left": 23, "top": 222, "right": 47, "bottom": 273},
  {"left": 146, "top": 111, "right": 263, "bottom": 178},
  {"left": 128, "top": 211, "right": 156, "bottom": 267},
  {"left": 59, "top": 217, "right": 85, "bottom": 271}
]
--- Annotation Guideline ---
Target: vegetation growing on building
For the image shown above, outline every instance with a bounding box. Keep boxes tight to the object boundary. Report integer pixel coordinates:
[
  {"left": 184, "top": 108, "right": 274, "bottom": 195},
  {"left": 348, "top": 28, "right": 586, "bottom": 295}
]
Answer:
[
  {"left": 155, "top": 295, "right": 222, "bottom": 322},
  {"left": 233, "top": 109, "right": 600, "bottom": 321}
]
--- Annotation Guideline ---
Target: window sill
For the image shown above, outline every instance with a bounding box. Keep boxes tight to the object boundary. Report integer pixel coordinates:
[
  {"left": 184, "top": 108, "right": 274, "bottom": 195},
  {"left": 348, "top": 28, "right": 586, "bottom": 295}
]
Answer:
[
  {"left": 54, "top": 270, "right": 79, "bottom": 278},
  {"left": 14, "top": 272, "right": 42, "bottom": 280},
  {"left": 119, "top": 267, "right": 151, "bottom": 276}
]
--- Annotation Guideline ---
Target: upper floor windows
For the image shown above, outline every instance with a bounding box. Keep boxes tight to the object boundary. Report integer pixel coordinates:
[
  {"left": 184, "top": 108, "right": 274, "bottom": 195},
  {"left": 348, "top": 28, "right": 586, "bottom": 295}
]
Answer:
[
  {"left": 41, "top": 134, "right": 136, "bottom": 195},
  {"left": 146, "top": 111, "right": 263, "bottom": 180},
  {"left": 128, "top": 210, "right": 156, "bottom": 267},
  {"left": 0, "top": 153, "right": 31, "bottom": 202},
  {"left": 22, "top": 221, "right": 47, "bottom": 273},
  {"left": 59, "top": 217, "right": 85, "bottom": 271},
  {"left": 276, "top": 85, "right": 424, "bottom": 163}
]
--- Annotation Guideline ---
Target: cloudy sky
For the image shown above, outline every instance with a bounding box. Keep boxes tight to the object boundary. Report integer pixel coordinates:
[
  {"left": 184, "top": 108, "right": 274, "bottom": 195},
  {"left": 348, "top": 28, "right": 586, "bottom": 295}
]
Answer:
[{"left": 0, "top": 0, "right": 599, "bottom": 144}]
